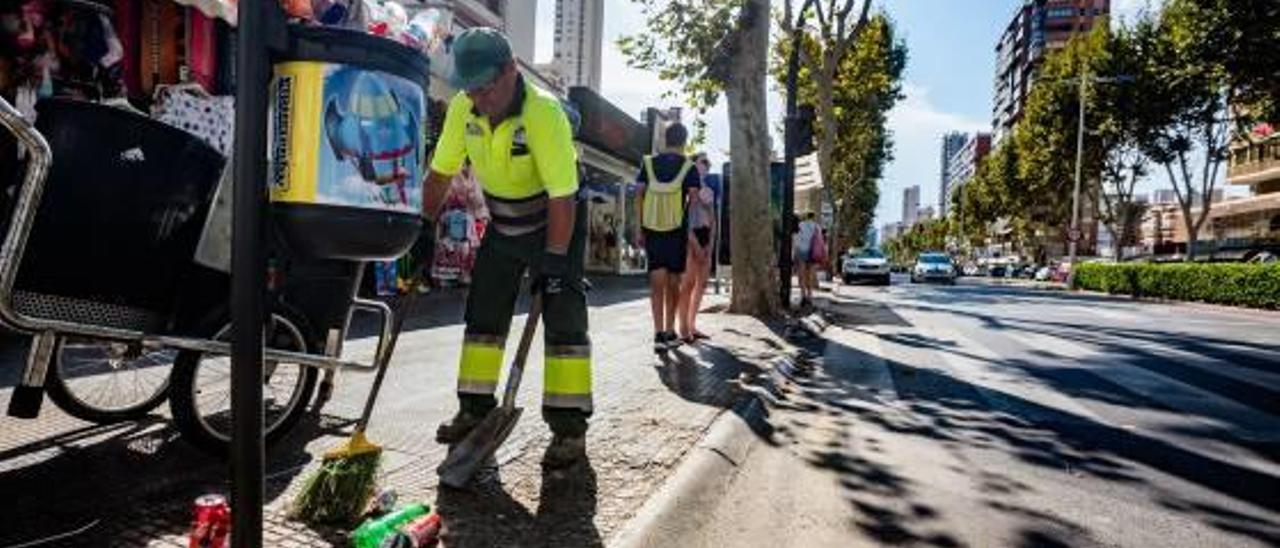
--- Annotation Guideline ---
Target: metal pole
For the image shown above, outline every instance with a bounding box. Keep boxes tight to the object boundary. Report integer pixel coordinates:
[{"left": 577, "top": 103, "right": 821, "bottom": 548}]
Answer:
[
  {"left": 713, "top": 176, "right": 723, "bottom": 294},
  {"left": 781, "top": 1, "right": 811, "bottom": 309},
  {"left": 1067, "top": 73, "right": 1086, "bottom": 288},
  {"left": 231, "top": 0, "right": 271, "bottom": 545}
]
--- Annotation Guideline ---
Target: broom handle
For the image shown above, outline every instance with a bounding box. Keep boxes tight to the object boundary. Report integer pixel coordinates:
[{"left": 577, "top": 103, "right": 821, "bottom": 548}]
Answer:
[
  {"left": 354, "top": 268, "right": 429, "bottom": 434},
  {"left": 501, "top": 292, "right": 542, "bottom": 410}
]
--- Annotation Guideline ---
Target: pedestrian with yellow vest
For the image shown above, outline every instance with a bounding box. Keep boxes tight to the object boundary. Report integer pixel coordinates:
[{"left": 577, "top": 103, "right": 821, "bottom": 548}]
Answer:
[
  {"left": 423, "top": 28, "right": 590, "bottom": 469},
  {"left": 635, "top": 123, "right": 702, "bottom": 353}
]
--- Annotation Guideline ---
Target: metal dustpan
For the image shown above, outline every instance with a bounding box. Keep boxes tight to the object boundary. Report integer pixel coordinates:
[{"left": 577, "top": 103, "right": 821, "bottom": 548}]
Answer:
[{"left": 437, "top": 293, "right": 542, "bottom": 488}]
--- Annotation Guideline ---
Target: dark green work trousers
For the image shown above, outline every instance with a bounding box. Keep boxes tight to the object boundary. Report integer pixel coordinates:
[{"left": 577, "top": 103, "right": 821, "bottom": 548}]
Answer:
[{"left": 455, "top": 199, "right": 591, "bottom": 437}]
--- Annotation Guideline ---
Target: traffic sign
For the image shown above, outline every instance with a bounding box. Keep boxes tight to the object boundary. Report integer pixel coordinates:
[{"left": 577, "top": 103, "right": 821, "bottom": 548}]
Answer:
[{"left": 1068, "top": 228, "right": 1083, "bottom": 242}]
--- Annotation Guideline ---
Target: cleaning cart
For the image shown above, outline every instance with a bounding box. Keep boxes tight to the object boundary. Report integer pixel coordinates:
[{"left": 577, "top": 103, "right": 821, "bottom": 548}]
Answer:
[{"left": 0, "top": 23, "right": 430, "bottom": 456}]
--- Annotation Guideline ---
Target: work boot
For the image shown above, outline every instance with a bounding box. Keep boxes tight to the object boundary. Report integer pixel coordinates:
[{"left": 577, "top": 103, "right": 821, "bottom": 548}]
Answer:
[
  {"left": 542, "top": 434, "right": 587, "bottom": 470},
  {"left": 436, "top": 411, "right": 485, "bottom": 444}
]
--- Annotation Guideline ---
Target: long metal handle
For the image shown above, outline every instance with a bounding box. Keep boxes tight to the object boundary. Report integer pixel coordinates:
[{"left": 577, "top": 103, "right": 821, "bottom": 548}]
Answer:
[
  {"left": 0, "top": 97, "right": 53, "bottom": 333},
  {"left": 501, "top": 292, "right": 542, "bottom": 411},
  {"left": 353, "top": 273, "right": 429, "bottom": 433}
]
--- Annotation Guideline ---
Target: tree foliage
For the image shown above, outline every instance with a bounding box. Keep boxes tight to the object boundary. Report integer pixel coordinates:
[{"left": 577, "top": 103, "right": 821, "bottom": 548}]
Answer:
[
  {"left": 954, "top": 0, "right": 1277, "bottom": 262},
  {"left": 771, "top": 13, "right": 907, "bottom": 250},
  {"left": 882, "top": 219, "right": 949, "bottom": 266},
  {"left": 620, "top": 0, "right": 779, "bottom": 314}
]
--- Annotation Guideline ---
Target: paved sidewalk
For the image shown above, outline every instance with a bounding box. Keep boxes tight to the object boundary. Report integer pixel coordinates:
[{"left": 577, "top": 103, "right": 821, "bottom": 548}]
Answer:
[{"left": 0, "top": 277, "right": 790, "bottom": 547}]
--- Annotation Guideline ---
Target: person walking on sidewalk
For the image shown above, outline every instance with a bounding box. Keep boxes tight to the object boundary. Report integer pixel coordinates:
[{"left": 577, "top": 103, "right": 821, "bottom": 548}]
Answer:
[
  {"left": 793, "top": 211, "right": 822, "bottom": 307},
  {"left": 677, "top": 153, "right": 715, "bottom": 343},
  {"left": 423, "top": 28, "right": 592, "bottom": 469},
  {"left": 636, "top": 123, "right": 701, "bottom": 352}
]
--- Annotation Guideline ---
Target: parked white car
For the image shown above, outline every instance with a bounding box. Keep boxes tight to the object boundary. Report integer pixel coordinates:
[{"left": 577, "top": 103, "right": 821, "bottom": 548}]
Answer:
[
  {"left": 912, "top": 252, "right": 956, "bottom": 284},
  {"left": 842, "top": 248, "right": 891, "bottom": 285}
]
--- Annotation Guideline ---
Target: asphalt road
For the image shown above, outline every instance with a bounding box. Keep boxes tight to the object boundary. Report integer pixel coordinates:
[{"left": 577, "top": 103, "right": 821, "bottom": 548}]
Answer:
[{"left": 687, "top": 276, "right": 1280, "bottom": 547}]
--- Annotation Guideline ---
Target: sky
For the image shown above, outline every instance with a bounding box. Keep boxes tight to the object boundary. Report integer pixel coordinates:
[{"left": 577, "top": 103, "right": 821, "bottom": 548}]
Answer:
[{"left": 533, "top": 0, "right": 1152, "bottom": 228}]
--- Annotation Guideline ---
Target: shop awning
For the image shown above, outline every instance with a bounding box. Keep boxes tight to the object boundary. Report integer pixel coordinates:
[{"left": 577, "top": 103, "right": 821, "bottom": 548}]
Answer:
[
  {"left": 569, "top": 87, "right": 647, "bottom": 167},
  {"left": 172, "top": 0, "right": 237, "bottom": 26}
]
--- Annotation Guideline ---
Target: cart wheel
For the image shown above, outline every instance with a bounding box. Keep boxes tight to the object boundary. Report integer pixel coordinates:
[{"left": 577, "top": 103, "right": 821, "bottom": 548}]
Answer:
[
  {"left": 44, "top": 337, "right": 172, "bottom": 424},
  {"left": 169, "top": 314, "right": 318, "bottom": 456}
]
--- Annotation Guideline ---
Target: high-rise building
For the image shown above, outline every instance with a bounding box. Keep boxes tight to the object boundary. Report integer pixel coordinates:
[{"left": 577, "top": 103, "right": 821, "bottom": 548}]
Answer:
[
  {"left": 993, "top": 0, "right": 1110, "bottom": 143},
  {"left": 552, "top": 0, "right": 605, "bottom": 90},
  {"left": 903, "top": 185, "right": 921, "bottom": 228},
  {"left": 938, "top": 132, "right": 968, "bottom": 216},
  {"left": 504, "top": 0, "right": 538, "bottom": 63},
  {"left": 947, "top": 133, "right": 992, "bottom": 204}
]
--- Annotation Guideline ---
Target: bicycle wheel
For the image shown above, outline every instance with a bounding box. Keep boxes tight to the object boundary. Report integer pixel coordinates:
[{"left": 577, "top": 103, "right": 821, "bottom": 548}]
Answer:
[
  {"left": 44, "top": 337, "right": 172, "bottom": 424},
  {"left": 168, "top": 314, "right": 318, "bottom": 456}
]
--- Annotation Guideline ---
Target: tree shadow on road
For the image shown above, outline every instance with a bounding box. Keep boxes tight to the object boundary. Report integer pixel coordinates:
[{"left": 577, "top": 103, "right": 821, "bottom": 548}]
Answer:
[{"left": 802, "top": 326, "right": 1280, "bottom": 546}]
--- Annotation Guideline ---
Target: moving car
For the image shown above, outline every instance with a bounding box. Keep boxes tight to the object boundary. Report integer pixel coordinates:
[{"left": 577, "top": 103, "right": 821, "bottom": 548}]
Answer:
[
  {"left": 842, "top": 248, "right": 891, "bottom": 285},
  {"left": 912, "top": 252, "right": 956, "bottom": 284}
]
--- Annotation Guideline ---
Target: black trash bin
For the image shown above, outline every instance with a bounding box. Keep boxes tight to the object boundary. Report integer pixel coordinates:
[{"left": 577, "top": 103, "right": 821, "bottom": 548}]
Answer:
[{"left": 269, "top": 26, "right": 430, "bottom": 261}]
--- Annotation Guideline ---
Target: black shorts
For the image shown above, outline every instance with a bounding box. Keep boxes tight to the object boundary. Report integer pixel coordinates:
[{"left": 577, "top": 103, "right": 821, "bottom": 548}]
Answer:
[
  {"left": 645, "top": 229, "right": 687, "bottom": 273},
  {"left": 693, "top": 227, "right": 711, "bottom": 249}
]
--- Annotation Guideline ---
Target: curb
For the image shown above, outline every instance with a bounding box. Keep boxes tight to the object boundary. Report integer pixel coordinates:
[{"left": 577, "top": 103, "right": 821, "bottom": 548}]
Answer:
[{"left": 608, "top": 396, "right": 768, "bottom": 548}]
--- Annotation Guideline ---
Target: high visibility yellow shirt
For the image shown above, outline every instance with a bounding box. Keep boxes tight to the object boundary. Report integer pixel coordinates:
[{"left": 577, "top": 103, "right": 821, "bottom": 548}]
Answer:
[{"left": 429, "top": 78, "right": 579, "bottom": 200}]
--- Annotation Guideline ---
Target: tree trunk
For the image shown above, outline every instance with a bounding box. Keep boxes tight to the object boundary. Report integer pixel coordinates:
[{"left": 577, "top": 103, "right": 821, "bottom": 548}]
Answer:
[
  {"left": 727, "top": 0, "right": 778, "bottom": 316},
  {"left": 816, "top": 77, "right": 839, "bottom": 272}
]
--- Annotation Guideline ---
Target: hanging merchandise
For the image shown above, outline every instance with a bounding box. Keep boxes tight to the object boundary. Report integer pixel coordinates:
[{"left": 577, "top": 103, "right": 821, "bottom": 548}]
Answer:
[
  {"left": 139, "top": 0, "right": 182, "bottom": 97},
  {"left": 0, "top": 0, "right": 127, "bottom": 106},
  {"left": 113, "top": 0, "right": 141, "bottom": 97},
  {"left": 185, "top": 8, "right": 217, "bottom": 91},
  {"left": 404, "top": 8, "right": 450, "bottom": 55},
  {"left": 151, "top": 83, "right": 234, "bottom": 156},
  {"left": 374, "top": 259, "right": 398, "bottom": 296},
  {"left": 279, "top": 0, "right": 313, "bottom": 20},
  {"left": 171, "top": 0, "right": 237, "bottom": 26},
  {"left": 310, "top": 0, "right": 350, "bottom": 25},
  {"left": 430, "top": 168, "right": 485, "bottom": 286},
  {"left": 406, "top": 7, "right": 451, "bottom": 79}
]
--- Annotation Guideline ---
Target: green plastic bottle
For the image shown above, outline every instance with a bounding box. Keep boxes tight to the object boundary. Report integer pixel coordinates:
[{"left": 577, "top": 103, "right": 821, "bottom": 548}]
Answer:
[{"left": 351, "top": 503, "right": 430, "bottom": 548}]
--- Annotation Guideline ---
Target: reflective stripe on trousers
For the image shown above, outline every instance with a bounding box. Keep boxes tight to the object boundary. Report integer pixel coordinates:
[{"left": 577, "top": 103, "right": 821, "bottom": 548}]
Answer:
[
  {"left": 544, "top": 344, "right": 592, "bottom": 412},
  {"left": 457, "top": 334, "right": 505, "bottom": 395}
]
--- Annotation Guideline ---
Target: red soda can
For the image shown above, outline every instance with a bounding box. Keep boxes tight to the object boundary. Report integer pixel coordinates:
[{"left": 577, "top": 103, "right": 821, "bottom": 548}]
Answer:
[
  {"left": 189, "top": 494, "right": 231, "bottom": 548},
  {"left": 399, "top": 513, "right": 442, "bottom": 547}
]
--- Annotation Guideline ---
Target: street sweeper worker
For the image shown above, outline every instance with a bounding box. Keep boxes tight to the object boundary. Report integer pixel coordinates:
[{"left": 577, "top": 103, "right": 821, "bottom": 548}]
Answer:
[{"left": 422, "top": 27, "right": 592, "bottom": 469}]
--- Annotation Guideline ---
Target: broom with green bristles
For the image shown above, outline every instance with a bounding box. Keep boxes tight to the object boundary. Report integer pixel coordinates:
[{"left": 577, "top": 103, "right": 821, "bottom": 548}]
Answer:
[{"left": 290, "top": 264, "right": 430, "bottom": 524}]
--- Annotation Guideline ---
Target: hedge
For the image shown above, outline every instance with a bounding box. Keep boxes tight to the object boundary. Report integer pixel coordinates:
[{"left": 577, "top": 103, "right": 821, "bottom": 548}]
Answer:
[{"left": 1072, "top": 262, "right": 1280, "bottom": 309}]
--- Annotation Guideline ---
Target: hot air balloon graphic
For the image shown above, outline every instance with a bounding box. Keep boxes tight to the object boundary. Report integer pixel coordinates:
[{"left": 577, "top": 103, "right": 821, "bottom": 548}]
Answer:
[{"left": 323, "top": 69, "right": 420, "bottom": 206}]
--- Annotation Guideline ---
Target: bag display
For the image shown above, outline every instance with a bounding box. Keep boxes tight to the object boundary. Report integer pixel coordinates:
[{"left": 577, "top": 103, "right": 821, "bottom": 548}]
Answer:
[{"left": 152, "top": 84, "right": 234, "bottom": 156}]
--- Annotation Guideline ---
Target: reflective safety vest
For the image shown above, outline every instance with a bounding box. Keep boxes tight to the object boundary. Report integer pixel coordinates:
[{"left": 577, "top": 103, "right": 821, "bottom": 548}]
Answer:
[{"left": 641, "top": 155, "right": 692, "bottom": 232}]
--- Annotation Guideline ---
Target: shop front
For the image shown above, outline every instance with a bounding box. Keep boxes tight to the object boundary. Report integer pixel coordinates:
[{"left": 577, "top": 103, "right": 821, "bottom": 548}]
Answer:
[{"left": 569, "top": 86, "right": 647, "bottom": 275}]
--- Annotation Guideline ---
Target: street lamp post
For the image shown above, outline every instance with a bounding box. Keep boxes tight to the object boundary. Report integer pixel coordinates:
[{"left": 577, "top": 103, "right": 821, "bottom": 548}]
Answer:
[
  {"left": 782, "top": 0, "right": 816, "bottom": 309},
  {"left": 1064, "top": 71, "right": 1132, "bottom": 288},
  {"left": 1067, "top": 73, "right": 1087, "bottom": 288},
  {"left": 231, "top": 0, "right": 270, "bottom": 544}
]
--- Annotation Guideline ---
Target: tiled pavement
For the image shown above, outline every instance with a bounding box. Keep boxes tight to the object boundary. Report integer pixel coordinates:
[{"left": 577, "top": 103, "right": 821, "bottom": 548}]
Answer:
[{"left": 1, "top": 277, "right": 791, "bottom": 547}]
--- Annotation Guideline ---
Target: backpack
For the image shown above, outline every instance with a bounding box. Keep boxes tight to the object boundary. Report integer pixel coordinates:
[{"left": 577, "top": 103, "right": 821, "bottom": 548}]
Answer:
[{"left": 641, "top": 155, "right": 692, "bottom": 232}]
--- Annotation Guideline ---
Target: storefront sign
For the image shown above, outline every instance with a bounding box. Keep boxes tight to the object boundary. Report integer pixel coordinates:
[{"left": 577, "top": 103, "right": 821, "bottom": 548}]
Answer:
[{"left": 569, "top": 86, "right": 647, "bottom": 166}]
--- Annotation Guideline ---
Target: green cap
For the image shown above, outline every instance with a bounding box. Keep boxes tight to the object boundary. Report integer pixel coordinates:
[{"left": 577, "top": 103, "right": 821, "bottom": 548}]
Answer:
[{"left": 449, "top": 27, "right": 514, "bottom": 91}]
